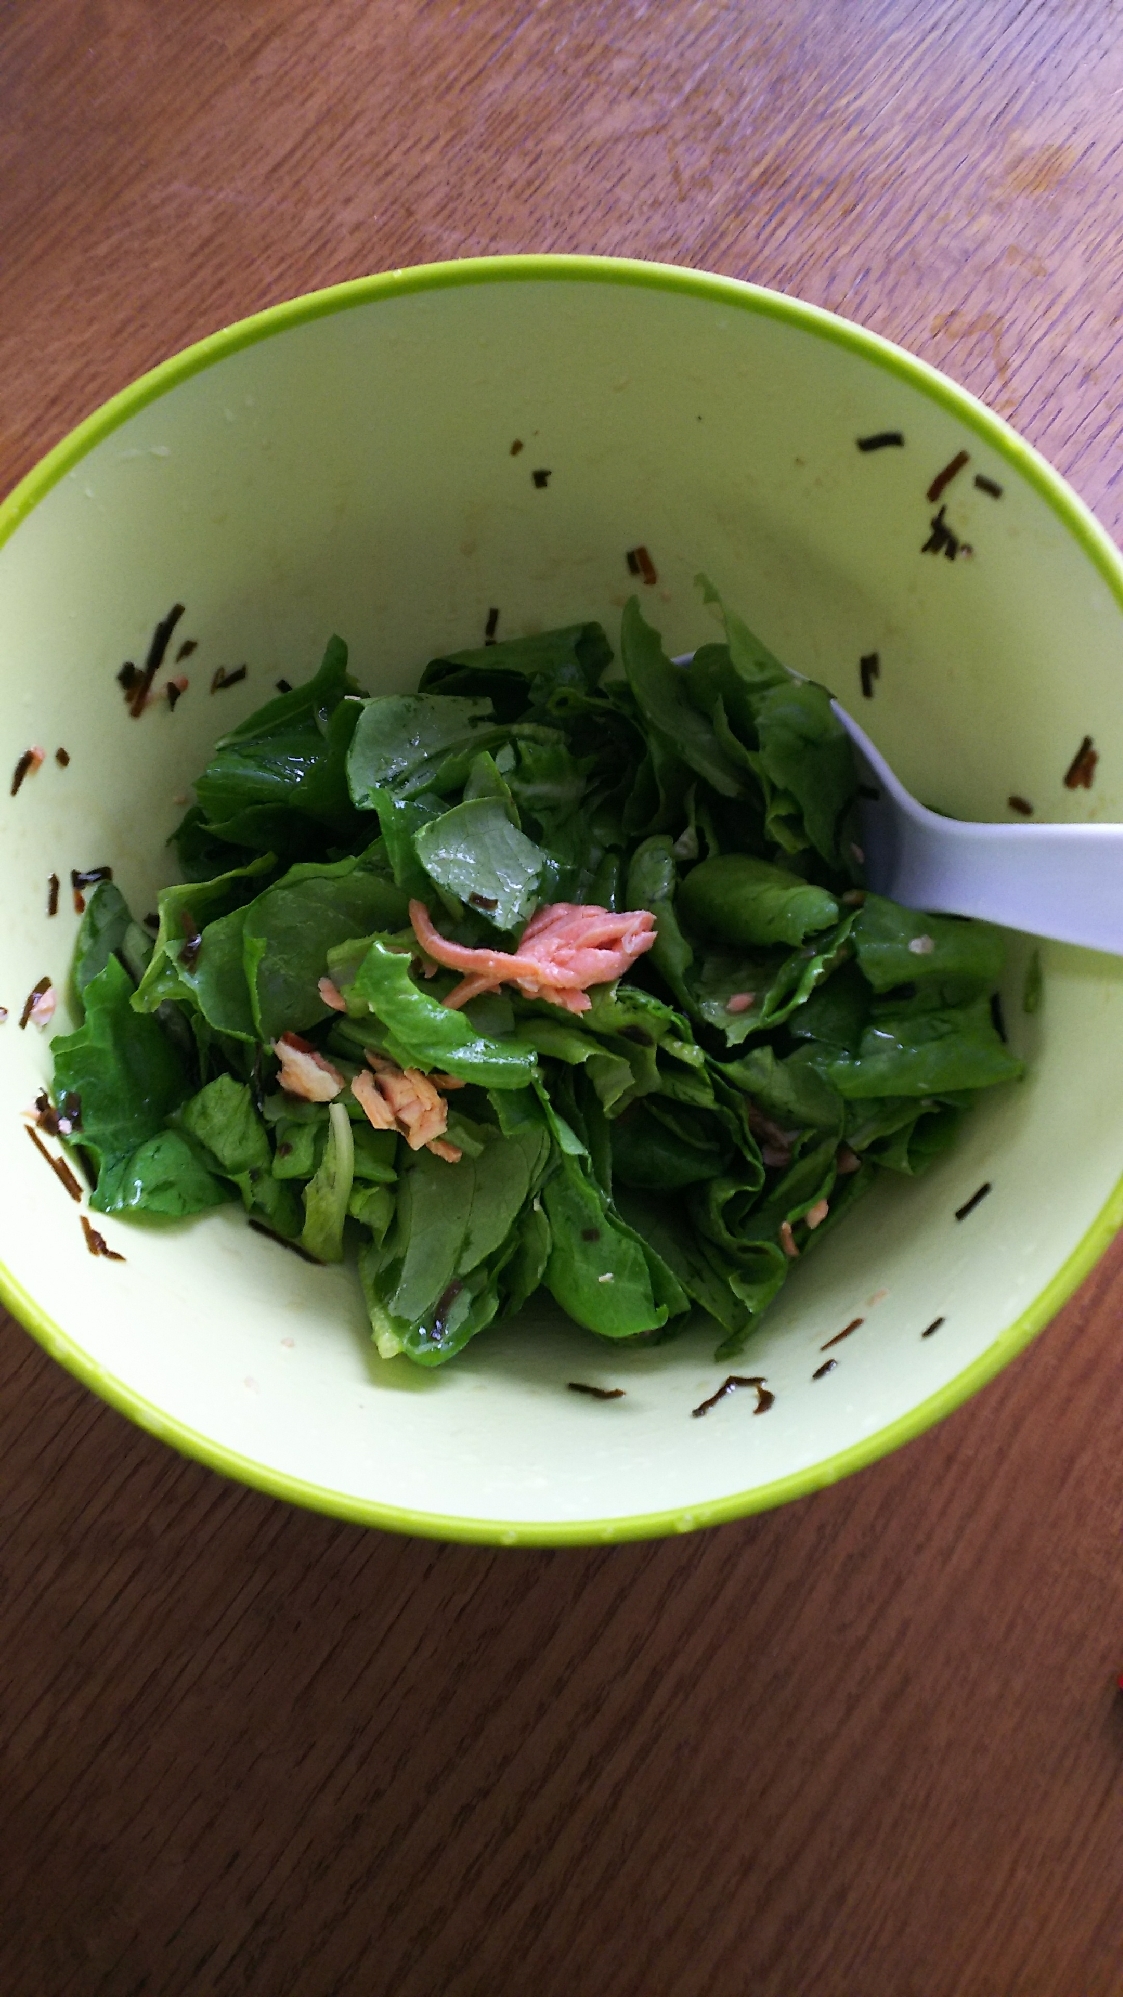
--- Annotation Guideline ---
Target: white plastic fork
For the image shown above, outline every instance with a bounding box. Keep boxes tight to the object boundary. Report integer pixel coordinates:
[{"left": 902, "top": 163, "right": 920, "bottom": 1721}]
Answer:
[
  {"left": 673, "top": 652, "right": 1123, "bottom": 952},
  {"left": 834, "top": 701, "right": 1123, "bottom": 953}
]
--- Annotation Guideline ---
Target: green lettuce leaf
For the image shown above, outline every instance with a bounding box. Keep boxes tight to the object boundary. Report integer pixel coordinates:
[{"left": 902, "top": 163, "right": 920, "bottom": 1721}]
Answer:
[
  {"left": 362, "top": 1118, "right": 550, "bottom": 1363},
  {"left": 609, "top": 1097, "right": 734, "bottom": 1189},
  {"left": 170, "top": 903, "right": 259, "bottom": 1041},
  {"left": 677, "top": 852, "right": 839, "bottom": 948},
  {"left": 720, "top": 1043, "right": 845, "bottom": 1135},
  {"left": 221, "top": 633, "right": 359, "bottom": 742},
  {"left": 73, "top": 881, "right": 132, "bottom": 1007},
  {"left": 695, "top": 913, "right": 859, "bottom": 1046},
  {"left": 349, "top": 1181, "right": 396, "bottom": 1238},
  {"left": 748, "top": 678, "right": 858, "bottom": 871},
  {"left": 620, "top": 596, "right": 746, "bottom": 798},
  {"left": 51, "top": 955, "right": 221, "bottom": 1216},
  {"left": 463, "top": 747, "right": 519, "bottom": 814},
  {"left": 95, "top": 1130, "right": 233, "bottom": 1218},
  {"left": 243, "top": 855, "right": 409, "bottom": 1040},
  {"left": 867, "top": 1103, "right": 962, "bottom": 1175},
  {"left": 347, "top": 694, "right": 496, "bottom": 804},
  {"left": 347, "top": 938, "right": 537, "bottom": 1088},
  {"left": 614, "top": 1188, "right": 748, "bottom": 1339},
  {"left": 178, "top": 1072, "right": 301, "bottom": 1235},
  {"left": 693, "top": 577, "right": 859, "bottom": 868},
  {"left": 419, "top": 623, "right": 612, "bottom": 721},
  {"left": 368, "top": 791, "right": 449, "bottom": 900},
  {"left": 851, "top": 895, "right": 1006, "bottom": 995},
  {"left": 189, "top": 638, "right": 366, "bottom": 856},
  {"left": 414, "top": 795, "right": 546, "bottom": 931},
  {"left": 270, "top": 1114, "right": 323, "bottom": 1179},
  {"left": 502, "top": 736, "right": 621, "bottom": 904},
  {"left": 301, "top": 1101, "right": 355, "bottom": 1261},
  {"left": 787, "top": 958, "right": 870, "bottom": 1053},
  {"left": 625, "top": 834, "right": 696, "bottom": 1009},
  {"left": 131, "top": 856, "right": 274, "bottom": 1020},
  {"left": 498, "top": 1202, "right": 553, "bottom": 1317},
  {"left": 695, "top": 574, "right": 790, "bottom": 699},
  {"left": 542, "top": 1151, "right": 687, "bottom": 1338},
  {"left": 826, "top": 998, "right": 1024, "bottom": 1097},
  {"left": 351, "top": 1123, "right": 398, "bottom": 1182}
]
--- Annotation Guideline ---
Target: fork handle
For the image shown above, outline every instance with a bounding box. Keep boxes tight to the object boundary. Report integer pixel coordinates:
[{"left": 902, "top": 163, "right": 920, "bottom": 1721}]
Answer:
[{"left": 842, "top": 708, "right": 1123, "bottom": 954}]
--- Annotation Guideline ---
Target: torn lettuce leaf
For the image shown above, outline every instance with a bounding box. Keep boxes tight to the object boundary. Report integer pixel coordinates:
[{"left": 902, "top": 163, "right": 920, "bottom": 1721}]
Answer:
[
  {"left": 337, "top": 938, "right": 537, "bottom": 1088},
  {"left": 177, "top": 1073, "right": 302, "bottom": 1236},
  {"left": 419, "top": 623, "right": 613, "bottom": 721},
  {"left": 719, "top": 1044, "right": 845, "bottom": 1136},
  {"left": 824, "top": 998, "right": 1023, "bottom": 1098},
  {"left": 359, "top": 1116, "right": 550, "bottom": 1364},
  {"left": 693, "top": 574, "right": 858, "bottom": 870},
  {"left": 852, "top": 894, "right": 1006, "bottom": 995},
  {"left": 95, "top": 1130, "right": 234, "bottom": 1219},
  {"left": 301, "top": 1101, "right": 355, "bottom": 1261},
  {"left": 620, "top": 596, "right": 746, "bottom": 799},
  {"left": 51, "top": 955, "right": 226, "bottom": 1217},
  {"left": 131, "top": 855, "right": 276, "bottom": 1037},
  {"left": 347, "top": 693, "right": 496, "bottom": 803},
  {"left": 72, "top": 881, "right": 133, "bottom": 1008},
  {"left": 414, "top": 795, "right": 546, "bottom": 931},
  {"left": 542, "top": 1150, "right": 687, "bottom": 1339},
  {"left": 242, "top": 853, "right": 410, "bottom": 1041},
  {"left": 184, "top": 638, "right": 367, "bottom": 862},
  {"left": 676, "top": 852, "right": 839, "bottom": 948},
  {"left": 625, "top": 834, "right": 697, "bottom": 1011}
]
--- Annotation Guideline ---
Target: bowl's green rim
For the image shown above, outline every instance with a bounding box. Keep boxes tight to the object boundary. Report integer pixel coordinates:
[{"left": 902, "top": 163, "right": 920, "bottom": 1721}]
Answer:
[{"left": 3, "top": 251, "right": 1122, "bottom": 1546}]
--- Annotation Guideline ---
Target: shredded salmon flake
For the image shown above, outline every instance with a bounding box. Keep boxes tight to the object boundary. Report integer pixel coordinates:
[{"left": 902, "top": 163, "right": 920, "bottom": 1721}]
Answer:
[
  {"left": 351, "top": 1069, "right": 397, "bottom": 1130},
  {"left": 317, "top": 976, "right": 348, "bottom": 1012},
  {"left": 409, "top": 898, "right": 656, "bottom": 1013},
  {"left": 352, "top": 1055, "right": 452, "bottom": 1153},
  {"left": 273, "top": 1033, "right": 345, "bottom": 1101}
]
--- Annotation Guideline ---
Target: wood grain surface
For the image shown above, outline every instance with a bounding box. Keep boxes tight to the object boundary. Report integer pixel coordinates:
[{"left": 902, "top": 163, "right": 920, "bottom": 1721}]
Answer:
[{"left": 4, "top": 4, "right": 1123, "bottom": 1992}]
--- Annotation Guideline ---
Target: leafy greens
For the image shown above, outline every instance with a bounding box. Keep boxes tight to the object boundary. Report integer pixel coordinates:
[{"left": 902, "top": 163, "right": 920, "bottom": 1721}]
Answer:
[{"left": 49, "top": 594, "right": 1023, "bottom": 1367}]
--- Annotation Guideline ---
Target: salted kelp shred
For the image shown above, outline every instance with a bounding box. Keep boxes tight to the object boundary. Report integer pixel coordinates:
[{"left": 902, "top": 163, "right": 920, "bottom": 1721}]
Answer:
[
  {"left": 26, "top": 1123, "right": 83, "bottom": 1202},
  {"left": 1063, "top": 736, "right": 1098, "bottom": 790},
  {"left": 692, "top": 1375, "right": 774, "bottom": 1418},
  {"left": 129, "top": 603, "right": 185, "bottom": 717},
  {"left": 822, "top": 1316, "right": 863, "bottom": 1350},
  {"left": 926, "top": 450, "right": 970, "bottom": 503},
  {"left": 10, "top": 747, "right": 43, "bottom": 796},
  {"left": 955, "top": 1183, "right": 992, "bottom": 1221}
]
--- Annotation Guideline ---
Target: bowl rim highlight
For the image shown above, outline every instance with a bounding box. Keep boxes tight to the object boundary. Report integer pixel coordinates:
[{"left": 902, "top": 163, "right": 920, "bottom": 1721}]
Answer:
[{"left": 3, "top": 250, "right": 1122, "bottom": 1545}]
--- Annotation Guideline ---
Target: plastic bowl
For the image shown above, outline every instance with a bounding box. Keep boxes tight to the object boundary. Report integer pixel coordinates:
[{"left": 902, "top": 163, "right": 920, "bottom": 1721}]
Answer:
[{"left": 3, "top": 254, "right": 1122, "bottom": 1544}]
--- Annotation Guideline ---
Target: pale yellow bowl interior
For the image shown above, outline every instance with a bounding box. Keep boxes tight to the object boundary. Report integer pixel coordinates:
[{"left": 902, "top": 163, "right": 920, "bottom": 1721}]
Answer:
[{"left": 2, "top": 258, "right": 1121, "bottom": 1542}]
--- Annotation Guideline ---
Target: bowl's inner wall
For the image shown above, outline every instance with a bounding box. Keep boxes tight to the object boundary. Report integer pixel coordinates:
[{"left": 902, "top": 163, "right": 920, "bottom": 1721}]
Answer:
[{"left": 2, "top": 271, "right": 1121, "bottom": 1535}]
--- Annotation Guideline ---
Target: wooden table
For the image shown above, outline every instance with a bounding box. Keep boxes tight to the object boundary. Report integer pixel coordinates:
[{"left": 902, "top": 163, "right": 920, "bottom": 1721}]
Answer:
[{"left": 4, "top": 6, "right": 1123, "bottom": 1991}]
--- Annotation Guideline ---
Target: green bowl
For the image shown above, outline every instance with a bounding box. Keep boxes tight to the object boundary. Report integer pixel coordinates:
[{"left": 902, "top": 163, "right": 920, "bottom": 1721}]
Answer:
[{"left": 3, "top": 255, "right": 1121, "bottom": 1544}]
